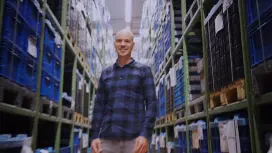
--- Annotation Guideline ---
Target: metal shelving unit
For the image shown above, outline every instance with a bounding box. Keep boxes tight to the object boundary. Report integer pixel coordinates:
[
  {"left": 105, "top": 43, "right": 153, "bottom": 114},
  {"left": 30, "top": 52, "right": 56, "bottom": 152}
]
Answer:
[
  {"left": 152, "top": 0, "right": 271, "bottom": 153},
  {"left": 0, "top": 0, "right": 97, "bottom": 152}
]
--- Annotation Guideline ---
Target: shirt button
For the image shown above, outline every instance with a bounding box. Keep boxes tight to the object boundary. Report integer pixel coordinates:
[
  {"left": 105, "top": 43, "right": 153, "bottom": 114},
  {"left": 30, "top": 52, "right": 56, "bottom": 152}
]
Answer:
[{"left": 120, "top": 77, "right": 122, "bottom": 80}]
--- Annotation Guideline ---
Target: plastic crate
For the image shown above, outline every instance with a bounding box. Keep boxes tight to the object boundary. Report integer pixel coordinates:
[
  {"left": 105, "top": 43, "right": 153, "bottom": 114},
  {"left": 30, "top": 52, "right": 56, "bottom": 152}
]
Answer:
[
  {"left": 41, "top": 70, "right": 53, "bottom": 100},
  {"left": 53, "top": 57, "right": 61, "bottom": 81},
  {"left": 42, "top": 48, "right": 54, "bottom": 75},
  {"left": 52, "top": 78, "right": 60, "bottom": 103},
  {"left": 55, "top": 44, "right": 62, "bottom": 60},
  {"left": 2, "top": 3, "right": 16, "bottom": 41},
  {"left": 249, "top": 8, "right": 272, "bottom": 66},
  {"left": 26, "top": 0, "right": 42, "bottom": 34},
  {"left": 74, "top": 144, "right": 80, "bottom": 153},
  {"left": 247, "top": 0, "right": 272, "bottom": 24},
  {"left": 210, "top": 117, "right": 251, "bottom": 153},
  {"left": 60, "top": 146, "right": 71, "bottom": 153},
  {"left": 44, "top": 24, "right": 55, "bottom": 55},
  {"left": 0, "top": 39, "right": 24, "bottom": 85},
  {"left": 36, "top": 147, "right": 56, "bottom": 153},
  {"left": 23, "top": 55, "right": 38, "bottom": 91}
]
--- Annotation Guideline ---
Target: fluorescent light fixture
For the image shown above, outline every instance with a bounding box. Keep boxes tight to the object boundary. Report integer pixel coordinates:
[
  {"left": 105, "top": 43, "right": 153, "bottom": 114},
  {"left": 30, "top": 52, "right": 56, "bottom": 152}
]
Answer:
[{"left": 125, "top": 0, "right": 132, "bottom": 23}]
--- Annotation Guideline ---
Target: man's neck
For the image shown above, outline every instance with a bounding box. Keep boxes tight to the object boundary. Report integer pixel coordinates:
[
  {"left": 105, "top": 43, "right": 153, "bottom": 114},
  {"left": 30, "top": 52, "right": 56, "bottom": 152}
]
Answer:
[{"left": 118, "top": 57, "right": 132, "bottom": 67}]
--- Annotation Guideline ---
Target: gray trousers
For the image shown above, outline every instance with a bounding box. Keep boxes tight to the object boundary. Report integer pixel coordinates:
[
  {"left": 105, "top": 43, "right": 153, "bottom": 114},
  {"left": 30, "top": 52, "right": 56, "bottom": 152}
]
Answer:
[{"left": 100, "top": 139, "right": 136, "bottom": 153}]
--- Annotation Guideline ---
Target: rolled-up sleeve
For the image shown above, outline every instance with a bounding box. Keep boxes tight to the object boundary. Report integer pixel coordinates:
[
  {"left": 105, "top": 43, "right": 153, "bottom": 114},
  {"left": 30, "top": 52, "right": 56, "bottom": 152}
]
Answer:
[{"left": 140, "top": 67, "right": 158, "bottom": 141}]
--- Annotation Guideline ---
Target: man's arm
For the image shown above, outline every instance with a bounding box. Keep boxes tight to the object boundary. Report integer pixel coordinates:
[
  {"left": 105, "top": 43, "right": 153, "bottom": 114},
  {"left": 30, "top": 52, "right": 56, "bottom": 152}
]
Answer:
[
  {"left": 140, "top": 66, "right": 158, "bottom": 141},
  {"left": 91, "top": 70, "right": 107, "bottom": 141}
]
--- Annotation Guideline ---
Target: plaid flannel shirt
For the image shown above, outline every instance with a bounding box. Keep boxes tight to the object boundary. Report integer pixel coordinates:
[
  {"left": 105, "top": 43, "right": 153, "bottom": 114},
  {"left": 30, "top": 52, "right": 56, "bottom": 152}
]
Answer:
[{"left": 91, "top": 59, "right": 157, "bottom": 141}]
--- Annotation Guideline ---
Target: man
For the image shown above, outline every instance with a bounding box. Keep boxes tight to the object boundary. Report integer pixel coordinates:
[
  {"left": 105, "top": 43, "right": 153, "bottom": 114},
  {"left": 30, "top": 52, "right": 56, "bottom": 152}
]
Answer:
[{"left": 91, "top": 29, "right": 157, "bottom": 153}]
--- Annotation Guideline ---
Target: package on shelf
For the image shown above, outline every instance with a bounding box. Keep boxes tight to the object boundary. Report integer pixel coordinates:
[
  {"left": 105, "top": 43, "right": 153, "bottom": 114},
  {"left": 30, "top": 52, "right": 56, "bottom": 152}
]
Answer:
[{"left": 159, "top": 132, "right": 166, "bottom": 148}]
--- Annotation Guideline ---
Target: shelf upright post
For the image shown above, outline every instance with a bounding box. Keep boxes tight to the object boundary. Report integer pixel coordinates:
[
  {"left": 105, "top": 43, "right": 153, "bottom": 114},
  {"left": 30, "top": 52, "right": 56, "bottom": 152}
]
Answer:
[
  {"left": 238, "top": 0, "right": 260, "bottom": 153},
  {"left": 32, "top": 0, "right": 47, "bottom": 150},
  {"left": 180, "top": 0, "right": 190, "bottom": 152},
  {"left": 0, "top": 0, "right": 4, "bottom": 41},
  {"left": 200, "top": 3, "right": 212, "bottom": 153},
  {"left": 70, "top": 58, "right": 78, "bottom": 152},
  {"left": 54, "top": 0, "right": 68, "bottom": 151},
  {"left": 170, "top": 0, "right": 176, "bottom": 54},
  {"left": 87, "top": 81, "right": 92, "bottom": 134}
]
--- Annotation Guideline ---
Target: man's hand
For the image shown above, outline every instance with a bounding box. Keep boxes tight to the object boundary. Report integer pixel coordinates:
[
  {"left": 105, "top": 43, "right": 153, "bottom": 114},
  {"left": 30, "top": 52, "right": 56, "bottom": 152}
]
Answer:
[
  {"left": 91, "top": 138, "right": 102, "bottom": 153},
  {"left": 133, "top": 136, "right": 149, "bottom": 153}
]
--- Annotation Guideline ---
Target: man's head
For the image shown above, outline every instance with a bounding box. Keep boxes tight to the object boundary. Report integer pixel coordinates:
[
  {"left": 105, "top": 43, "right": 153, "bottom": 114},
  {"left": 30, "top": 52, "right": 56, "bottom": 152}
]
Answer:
[{"left": 114, "top": 29, "right": 135, "bottom": 58}]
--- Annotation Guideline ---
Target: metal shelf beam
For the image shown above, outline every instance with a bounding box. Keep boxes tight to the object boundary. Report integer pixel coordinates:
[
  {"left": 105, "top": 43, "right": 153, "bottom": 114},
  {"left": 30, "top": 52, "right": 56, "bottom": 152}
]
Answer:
[{"left": 0, "top": 103, "right": 36, "bottom": 118}]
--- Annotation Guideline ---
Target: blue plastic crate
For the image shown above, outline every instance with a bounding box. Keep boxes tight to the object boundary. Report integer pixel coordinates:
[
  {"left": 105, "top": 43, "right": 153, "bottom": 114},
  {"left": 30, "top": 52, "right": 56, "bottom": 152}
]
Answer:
[
  {"left": 41, "top": 70, "right": 53, "bottom": 100},
  {"left": 55, "top": 44, "right": 62, "bottom": 60},
  {"left": 247, "top": 0, "right": 272, "bottom": 24},
  {"left": 42, "top": 48, "right": 54, "bottom": 75},
  {"left": 74, "top": 144, "right": 80, "bottom": 153},
  {"left": 0, "top": 39, "right": 24, "bottom": 85},
  {"left": 36, "top": 147, "right": 56, "bottom": 153},
  {"left": 26, "top": 0, "right": 42, "bottom": 34},
  {"left": 60, "top": 146, "right": 71, "bottom": 153},
  {"left": 53, "top": 57, "right": 61, "bottom": 81},
  {"left": 52, "top": 78, "right": 60, "bottom": 103},
  {"left": 5, "top": 0, "right": 28, "bottom": 16},
  {"left": 23, "top": 56, "right": 37, "bottom": 91},
  {"left": 249, "top": 9, "right": 272, "bottom": 66},
  {"left": 44, "top": 24, "right": 55, "bottom": 55},
  {"left": 2, "top": 3, "right": 16, "bottom": 41}
]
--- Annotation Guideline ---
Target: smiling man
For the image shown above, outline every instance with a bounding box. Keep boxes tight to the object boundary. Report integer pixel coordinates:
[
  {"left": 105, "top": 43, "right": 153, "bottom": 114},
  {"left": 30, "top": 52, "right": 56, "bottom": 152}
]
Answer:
[{"left": 91, "top": 29, "right": 157, "bottom": 153}]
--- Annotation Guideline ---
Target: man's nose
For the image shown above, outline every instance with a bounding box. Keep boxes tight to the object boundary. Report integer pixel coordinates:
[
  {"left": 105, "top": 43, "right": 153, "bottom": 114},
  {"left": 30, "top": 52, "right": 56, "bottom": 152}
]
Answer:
[{"left": 121, "top": 41, "right": 126, "bottom": 46}]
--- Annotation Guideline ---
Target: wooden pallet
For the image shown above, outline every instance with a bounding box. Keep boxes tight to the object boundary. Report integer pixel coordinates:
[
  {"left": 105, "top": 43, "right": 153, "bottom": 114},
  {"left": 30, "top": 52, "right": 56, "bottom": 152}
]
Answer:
[
  {"left": 165, "top": 113, "right": 174, "bottom": 123},
  {"left": 40, "top": 98, "right": 58, "bottom": 117},
  {"left": 210, "top": 79, "right": 245, "bottom": 109},
  {"left": 67, "top": 31, "right": 76, "bottom": 47},
  {"left": 189, "top": 96, "right": 205, "bottom": 115},
  {"left": 175, "top": 108, "right": 185, "bottom": 120},
  {"left": 73, "top": 112, "right": 81, "bottom": 123},
  {"left": 83, "top": 117, "right": 89, "bottom": 125},
  {"left": 160, "top": 117, "right": 165, "bottom": 125},
  {"left": 0, "top": 77, "right": 36, "bottom": 111},
  {"left": 75, "top": 47, "right": 86, "bottom": 64}
]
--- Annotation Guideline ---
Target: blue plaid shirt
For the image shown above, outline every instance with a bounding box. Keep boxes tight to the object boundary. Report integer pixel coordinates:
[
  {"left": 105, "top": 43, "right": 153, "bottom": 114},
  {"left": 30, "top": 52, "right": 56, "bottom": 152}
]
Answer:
[{"left": 91, "top": 59, "right": 157, "bottom": 141}]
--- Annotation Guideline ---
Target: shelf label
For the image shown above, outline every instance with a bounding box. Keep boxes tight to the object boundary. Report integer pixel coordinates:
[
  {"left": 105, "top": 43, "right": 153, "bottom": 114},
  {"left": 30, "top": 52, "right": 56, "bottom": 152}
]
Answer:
[
  {"left": 28, "top": 37, "right": 37, "bottom": 58},
  {"left": 215, "top": 13, "right": 224, "bottom": 34}
]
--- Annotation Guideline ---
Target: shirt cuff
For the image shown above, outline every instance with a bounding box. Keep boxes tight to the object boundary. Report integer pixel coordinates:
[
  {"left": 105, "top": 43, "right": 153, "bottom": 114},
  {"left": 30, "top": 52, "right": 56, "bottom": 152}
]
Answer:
[
  {"left": 140, "top": 128, "right": 153, "bottom": 142},
  {"left": 90, "top": 131, "right": 99, "bottom": 141}
]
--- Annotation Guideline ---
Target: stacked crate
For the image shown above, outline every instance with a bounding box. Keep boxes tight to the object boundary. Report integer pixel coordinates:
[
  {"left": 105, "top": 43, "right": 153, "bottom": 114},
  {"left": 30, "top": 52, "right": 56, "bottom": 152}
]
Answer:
[
  {"left": 0, "top": 1, "right": 44, "bottom": 92},
  {"left": 172, "top": 0, "right": 182, "bottom": 45},
  {"left": 163, "top": 2, "right": 172, "bottom": 52},
  {"left": 188, "top": 121, "right": 208, "bottom": 153},
  {"left": 174, "top": 56, "right": 201, "bottom": 109},
  {"left": 166, "top": 74, "right": 174, "bottom": 114},
  {"left": 159, "top": 76, "right": 166, "bottom": 117},
  {"left": 247, "top": 0, "right": 272, "bottom": 66},
  {"left": 210, "top": 116, "right": 251, "bottom": 153},
  {"left": 205, "top": 0, "right": 244, "bottom": 92},
  {"left": 41, "top": 20, "right": 62, "bottom": 103}
]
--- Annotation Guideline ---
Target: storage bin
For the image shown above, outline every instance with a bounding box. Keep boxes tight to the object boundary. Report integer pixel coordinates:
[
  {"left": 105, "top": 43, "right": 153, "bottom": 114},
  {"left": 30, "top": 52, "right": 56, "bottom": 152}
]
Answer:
[
  {"left": 23, "top": 55, "right": 38, "bottom": 91},
  {"left": 189, "top": 121, "right": 208, "bottom": 153},
  {"left": 42, "top": 47, "right": 54, "bottom": 75},
  {"left": 41, "top": 70, "right": 53, "bottom": 100},
  {"left": 52, "top": 78, "right": 60, "bottom": 103},
  {"left": 55, "top": 44, "right": 62, "bottom": 60},
  {"left": 0, "top": 39, "right": 24, "bottom": 85},
  {"left": 249, "top": 6, "right": 272, "bottom": 66},
  {"left": 60, "top": 146, "right": 71, "bottom": 153},
  {"left": 247, "top": 0, "right": 272, "bottom": 24},
  {"left": 53, "top": 57, "right": 61, "bottom": 81},
  {"left": 2, "top": 3, "right": 16, "bottom": 41},
  {"left": 26, "top": 0, "right": 42, "bottom": 34}
]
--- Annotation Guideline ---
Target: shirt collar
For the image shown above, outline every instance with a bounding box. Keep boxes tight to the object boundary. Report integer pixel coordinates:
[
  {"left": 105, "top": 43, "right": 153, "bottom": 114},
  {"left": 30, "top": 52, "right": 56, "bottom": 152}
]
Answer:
[{"left": 114, "top": 58, "right": 136, "bottom": 69}]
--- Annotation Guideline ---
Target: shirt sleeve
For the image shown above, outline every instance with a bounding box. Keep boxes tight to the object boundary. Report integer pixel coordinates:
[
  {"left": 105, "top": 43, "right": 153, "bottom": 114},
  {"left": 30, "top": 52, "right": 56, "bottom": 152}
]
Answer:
[
  {"left": 140, "top": 67, "right": 158, "bottom": 141},
  {"left": 91, "top": 70, "right": 107, "bottom": 141}
]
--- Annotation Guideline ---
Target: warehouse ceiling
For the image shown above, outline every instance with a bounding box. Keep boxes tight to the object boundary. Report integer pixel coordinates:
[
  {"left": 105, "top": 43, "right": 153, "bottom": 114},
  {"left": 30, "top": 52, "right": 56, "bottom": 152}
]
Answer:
[{"left": 106, "top": 0, "right": 145, "bottom": 36}]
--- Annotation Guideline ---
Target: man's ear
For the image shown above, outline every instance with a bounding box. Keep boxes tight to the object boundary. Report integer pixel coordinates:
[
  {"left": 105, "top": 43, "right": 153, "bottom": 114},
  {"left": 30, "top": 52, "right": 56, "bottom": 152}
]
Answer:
[{"left": 132, "top": 42, "right": 135, "bottom": 51}]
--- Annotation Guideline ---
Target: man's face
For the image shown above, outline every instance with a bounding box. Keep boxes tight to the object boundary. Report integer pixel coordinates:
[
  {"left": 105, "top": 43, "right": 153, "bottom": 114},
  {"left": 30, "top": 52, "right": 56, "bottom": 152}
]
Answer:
[{"left": 114, "top": 33, "right": 134, "bottom": 57}]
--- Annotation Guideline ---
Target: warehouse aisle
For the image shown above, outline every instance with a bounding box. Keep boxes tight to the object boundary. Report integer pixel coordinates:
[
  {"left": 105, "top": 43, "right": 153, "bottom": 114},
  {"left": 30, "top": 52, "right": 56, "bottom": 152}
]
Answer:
[{"left": 0, "top": 0, "right": 272, "bottom": 153}]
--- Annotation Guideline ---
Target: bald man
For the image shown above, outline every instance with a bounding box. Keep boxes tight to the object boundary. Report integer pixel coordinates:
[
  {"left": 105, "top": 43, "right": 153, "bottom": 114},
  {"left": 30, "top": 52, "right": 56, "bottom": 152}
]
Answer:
[{"left": 91, "top": 29, "right": 157, "bottom": 153}]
